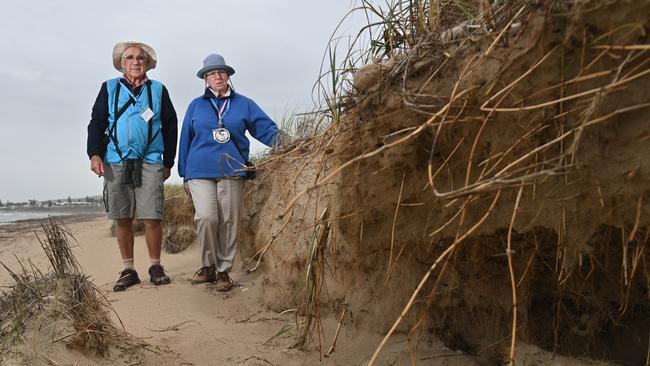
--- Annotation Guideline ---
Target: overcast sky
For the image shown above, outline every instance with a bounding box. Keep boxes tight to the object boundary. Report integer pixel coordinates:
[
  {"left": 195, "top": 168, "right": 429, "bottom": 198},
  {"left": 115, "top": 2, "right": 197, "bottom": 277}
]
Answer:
[{"left": 0, "top": 0, "right": 366, "bottom": 203}]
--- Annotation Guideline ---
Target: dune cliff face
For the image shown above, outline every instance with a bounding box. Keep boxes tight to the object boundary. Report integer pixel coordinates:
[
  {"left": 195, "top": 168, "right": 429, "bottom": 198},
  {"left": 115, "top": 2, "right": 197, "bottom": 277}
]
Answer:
[{"left": 240, "top": 1, "right": 650, "bottom": 364}]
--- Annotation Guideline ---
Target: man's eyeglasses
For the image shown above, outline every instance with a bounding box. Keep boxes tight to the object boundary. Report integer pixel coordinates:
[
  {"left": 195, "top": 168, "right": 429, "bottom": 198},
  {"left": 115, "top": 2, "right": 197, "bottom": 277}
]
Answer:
[
  {"left": 123, "top": 55, "right": 147, "bottom": 62},
  {"left": 206, "top": 70, "right": 229, "bottom": 78}
]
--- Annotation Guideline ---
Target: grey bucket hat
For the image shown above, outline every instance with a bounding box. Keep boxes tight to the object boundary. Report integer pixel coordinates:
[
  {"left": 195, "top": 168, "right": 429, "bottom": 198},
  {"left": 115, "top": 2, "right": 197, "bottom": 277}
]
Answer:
[{"left": 197, "top": 53, "right": 235, "bottom": 79}]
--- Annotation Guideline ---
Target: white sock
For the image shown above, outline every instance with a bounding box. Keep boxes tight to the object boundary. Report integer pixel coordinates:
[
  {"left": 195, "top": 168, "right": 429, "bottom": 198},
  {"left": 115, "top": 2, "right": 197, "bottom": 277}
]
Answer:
[
  {"left": 150, "top": 258, "right": 161, "bottom": 266},
  {"left": 122, "top": 258, "right": 134, "bottom": 270}
]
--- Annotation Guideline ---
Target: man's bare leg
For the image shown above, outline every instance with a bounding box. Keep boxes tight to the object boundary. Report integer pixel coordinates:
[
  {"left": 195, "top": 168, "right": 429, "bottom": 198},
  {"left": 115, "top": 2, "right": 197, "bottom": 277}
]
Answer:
[
  {"left": 143, "top": 219, "right": 170, "bottom": 285},
  {"left": 115, "top": 218, "right": 135, "bottom": 260},
  {"left": 143, "top": 219, "right": 162, "bottom": 261},
  {"left": 113, "top": 218, "right": 140, "bottom": 291}
]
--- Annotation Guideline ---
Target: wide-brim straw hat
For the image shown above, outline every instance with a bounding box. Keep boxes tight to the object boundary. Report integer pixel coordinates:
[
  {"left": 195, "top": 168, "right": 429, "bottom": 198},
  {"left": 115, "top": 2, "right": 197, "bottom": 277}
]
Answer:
[
  {"left": 112, "top": 41, "right": 157, "bottom": 73},
  {"left": 197, "top": 53, "right": 235, "bottom": 79}
]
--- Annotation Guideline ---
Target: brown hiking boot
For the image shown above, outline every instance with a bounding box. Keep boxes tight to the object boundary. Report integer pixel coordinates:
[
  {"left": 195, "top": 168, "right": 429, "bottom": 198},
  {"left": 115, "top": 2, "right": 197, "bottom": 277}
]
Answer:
[
  {"left": 148, "top": 264, "right": 171, "bottom": 286},
  {"left": 215, "top": 272, "right": 233, "bottom": 292},
  {"left": 113, "top": 268, "right": 141, "bottom": 292},
  {"left": 191, "top": 264, "right": 217, "bottom": 284}
]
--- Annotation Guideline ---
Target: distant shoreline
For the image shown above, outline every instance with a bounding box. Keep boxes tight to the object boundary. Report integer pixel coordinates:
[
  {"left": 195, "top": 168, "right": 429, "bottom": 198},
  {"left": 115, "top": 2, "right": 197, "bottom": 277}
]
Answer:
[
  {"left": 0, "top": 213, "right": 105, "bottom": 240},
  {"left": 10, "top": 212, "right": 105, "bottom": 224},
  {"left": 0, "top": 208, "right": 105, "bottom": 225},
  {"left": 0, "top": 206, "right": 104, "bottom": 212}
]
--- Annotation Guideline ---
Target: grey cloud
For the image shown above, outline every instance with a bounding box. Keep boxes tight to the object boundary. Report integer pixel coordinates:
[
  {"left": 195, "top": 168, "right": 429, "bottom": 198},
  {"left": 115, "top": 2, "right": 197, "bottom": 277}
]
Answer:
[{"left": 0, "top": 0, "right": 364, "bottom": 202}]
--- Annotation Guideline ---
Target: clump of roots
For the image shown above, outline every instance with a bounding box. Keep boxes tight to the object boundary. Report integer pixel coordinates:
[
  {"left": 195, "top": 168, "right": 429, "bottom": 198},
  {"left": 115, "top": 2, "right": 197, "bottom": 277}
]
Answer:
[{"left": 242, "top": 0, "right": 650, "bottom": 364}]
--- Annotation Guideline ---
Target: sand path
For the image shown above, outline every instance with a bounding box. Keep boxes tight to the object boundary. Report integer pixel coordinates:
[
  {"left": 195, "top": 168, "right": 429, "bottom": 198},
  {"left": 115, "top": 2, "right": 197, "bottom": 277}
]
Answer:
[
  {"left": 0, "top": 217, "right": 415, "bottom": 366},
  {"left": 1, "top": 217, "right": 607, "bottom": 366}
]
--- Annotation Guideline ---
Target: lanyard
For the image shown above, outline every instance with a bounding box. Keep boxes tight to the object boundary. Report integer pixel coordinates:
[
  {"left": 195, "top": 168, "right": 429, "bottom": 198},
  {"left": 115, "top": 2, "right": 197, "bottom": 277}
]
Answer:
[
  {"left": 119, "top": 81, "right": 146, "bottom": 109},
  {"left": 209, "top": 98, "right": 230, "bottom": 128}
]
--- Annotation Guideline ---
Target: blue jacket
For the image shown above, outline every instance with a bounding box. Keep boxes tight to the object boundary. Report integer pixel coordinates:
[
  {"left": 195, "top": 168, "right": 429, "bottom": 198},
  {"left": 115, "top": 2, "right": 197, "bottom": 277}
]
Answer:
[
  {"left": 104, "top": 78, "right": 166, "bottom": 165},
  {"left": 178, "top": 88, "right": 278, "bottom": 180}
]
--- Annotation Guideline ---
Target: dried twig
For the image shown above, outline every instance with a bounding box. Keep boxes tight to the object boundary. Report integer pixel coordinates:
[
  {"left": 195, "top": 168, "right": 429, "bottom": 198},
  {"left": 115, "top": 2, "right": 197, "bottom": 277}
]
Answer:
[
  {"left": 484, "top": 5, "right": 527, "bottom": 57},
  {"left": 325, "top": 308, "right": 347, "bottom": 356},
  {"left": 506, "top": 182, "right": 525, "bottom": 365},
  {"left": 280, "top": 88, "right": 472, "bottom": 219},
  {"left": 148, "top": 320, "right": 201, "bottom": 332},
  {"left": 386, "top": 170, "right": 406, "bottom": 284}
]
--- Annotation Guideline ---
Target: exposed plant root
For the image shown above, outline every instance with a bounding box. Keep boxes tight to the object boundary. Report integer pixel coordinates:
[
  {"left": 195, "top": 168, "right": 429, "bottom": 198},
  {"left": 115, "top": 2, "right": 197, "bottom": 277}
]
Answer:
[
  {"left": 240, "top": 1, "right": 650, "bottom": 364},
  {"left": 368, "top": 191, "right": 501, "bottom": 366}
]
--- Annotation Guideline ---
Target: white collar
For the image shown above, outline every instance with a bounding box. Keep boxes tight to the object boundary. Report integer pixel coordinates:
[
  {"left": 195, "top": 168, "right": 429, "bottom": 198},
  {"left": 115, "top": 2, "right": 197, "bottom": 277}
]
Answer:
[{"left": 210, "top": 87, "right": 231, "bottom": 99}]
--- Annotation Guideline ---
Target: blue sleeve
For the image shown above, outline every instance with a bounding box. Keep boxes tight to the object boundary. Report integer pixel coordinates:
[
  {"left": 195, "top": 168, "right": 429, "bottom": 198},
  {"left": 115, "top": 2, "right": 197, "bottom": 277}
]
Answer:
[
  {"left": 245, "top": 99, "right": 278, "bottom": 147},
  {"left": 177, "top": 101, "right": 194, "bottom": 179}
]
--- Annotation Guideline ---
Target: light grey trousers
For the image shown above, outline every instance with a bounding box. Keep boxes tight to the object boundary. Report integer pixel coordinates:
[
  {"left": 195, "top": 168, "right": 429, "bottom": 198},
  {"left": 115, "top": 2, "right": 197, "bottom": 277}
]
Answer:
[{"left": 187, "top": 178, "right": 244, "bottom": 273}]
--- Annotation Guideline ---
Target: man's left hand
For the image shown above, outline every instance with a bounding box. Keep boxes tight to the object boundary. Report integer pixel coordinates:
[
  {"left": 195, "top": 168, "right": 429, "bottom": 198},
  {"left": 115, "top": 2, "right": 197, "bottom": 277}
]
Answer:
[{"left": 163, "top": 167, "right": 171, "bottom": 181}]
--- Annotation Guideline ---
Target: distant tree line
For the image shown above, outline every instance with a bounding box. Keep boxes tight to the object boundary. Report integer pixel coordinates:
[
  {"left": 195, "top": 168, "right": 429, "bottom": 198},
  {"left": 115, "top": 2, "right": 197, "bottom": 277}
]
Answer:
[{"left": 0, "top": 196, "right": 102, "bottom": 208}]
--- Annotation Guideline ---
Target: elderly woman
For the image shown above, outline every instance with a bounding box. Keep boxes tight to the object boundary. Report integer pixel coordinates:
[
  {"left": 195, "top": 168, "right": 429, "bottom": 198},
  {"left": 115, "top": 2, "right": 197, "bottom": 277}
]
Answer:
[{"left": 178, "top": 53, "right": 278, "bottom": 291}]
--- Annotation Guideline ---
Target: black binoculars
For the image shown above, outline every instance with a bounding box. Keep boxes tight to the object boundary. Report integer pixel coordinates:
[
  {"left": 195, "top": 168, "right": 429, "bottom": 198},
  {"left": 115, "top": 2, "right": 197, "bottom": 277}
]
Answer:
[{"left": 122, "top": 158, "right": 144, "bottom": 187}]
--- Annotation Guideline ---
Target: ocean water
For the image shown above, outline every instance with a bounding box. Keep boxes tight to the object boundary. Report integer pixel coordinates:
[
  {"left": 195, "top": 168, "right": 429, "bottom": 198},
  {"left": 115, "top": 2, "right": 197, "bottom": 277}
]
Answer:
[{"left": 0, "top": 210, "right": 102, "bottom": 224}]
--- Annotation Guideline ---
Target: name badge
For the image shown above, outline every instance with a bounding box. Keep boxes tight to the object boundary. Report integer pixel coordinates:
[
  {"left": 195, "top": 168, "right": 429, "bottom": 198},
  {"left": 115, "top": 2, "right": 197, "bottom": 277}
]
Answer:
[
  {"left": 212, "top": 128, "right": 230, "bottom": 143},
  {"left": 140, "top": 108, "right": 154, "bottom": 122}
]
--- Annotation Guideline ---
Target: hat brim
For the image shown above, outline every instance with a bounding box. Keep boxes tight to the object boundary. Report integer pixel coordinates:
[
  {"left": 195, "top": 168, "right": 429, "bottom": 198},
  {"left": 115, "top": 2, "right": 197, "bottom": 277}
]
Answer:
[
  {"left": 112, "top": 41, "right": 157, "bottom": 73},
  {"left": 197, "top": 65, "right": 235, "bottom": 79}
]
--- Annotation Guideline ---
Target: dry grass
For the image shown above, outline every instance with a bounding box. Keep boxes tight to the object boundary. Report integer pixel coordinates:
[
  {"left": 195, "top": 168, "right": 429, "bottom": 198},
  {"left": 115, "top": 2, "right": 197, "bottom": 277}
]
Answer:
[
  {"left": 248, "top": 0, "right": 650, "bottom": 364},
  {"left": 162, "top": 184, "right": 196, "bottom": 254},
  {"left": 0, "top": 219, "right": 147, "bottom": 360},
  {"left": 293, "top": 207, "right": 331, "bottom": 353},
  {"left": 163, "top": 225, "right": 197, "bottom": 254}
]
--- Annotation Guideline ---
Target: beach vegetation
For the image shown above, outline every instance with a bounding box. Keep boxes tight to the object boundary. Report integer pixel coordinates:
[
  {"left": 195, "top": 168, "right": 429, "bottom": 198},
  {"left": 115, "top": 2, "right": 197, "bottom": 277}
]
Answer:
[
  {"left": 236, "top": 0, "right": 650, "bottom": 364},
  {"left": 0, "top": 219, "right": 150, "bottom": 362}
]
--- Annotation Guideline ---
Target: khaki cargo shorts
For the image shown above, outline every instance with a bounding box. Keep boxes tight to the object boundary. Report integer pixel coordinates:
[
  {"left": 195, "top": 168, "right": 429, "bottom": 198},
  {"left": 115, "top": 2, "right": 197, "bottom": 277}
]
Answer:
[{"left": 102, "top": 163, "right": 165, "bottom": 220}]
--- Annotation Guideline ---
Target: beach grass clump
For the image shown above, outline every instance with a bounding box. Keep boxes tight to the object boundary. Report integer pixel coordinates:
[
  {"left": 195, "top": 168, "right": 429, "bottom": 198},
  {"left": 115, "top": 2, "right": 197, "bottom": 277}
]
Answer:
[
  {"left": 0, "top": 219, "right": 142, "bottom": 360},
  {"left": 293, "top": 208, "right": 331, "bottom": 352},
  {"left": 0, "top": 259, "right": 50, "bottom": 351},
  {"left": 164, "top": 182, "right": 185, "bottom": 196},
  {"left": 162, "top": 183, "right": 196, "bottom": 253},
  {"left": 163, "top": 183, "right": 194, "bottom": 228},
  {"left": 162, "top": 225, "right": 196, "bottom": 254}
]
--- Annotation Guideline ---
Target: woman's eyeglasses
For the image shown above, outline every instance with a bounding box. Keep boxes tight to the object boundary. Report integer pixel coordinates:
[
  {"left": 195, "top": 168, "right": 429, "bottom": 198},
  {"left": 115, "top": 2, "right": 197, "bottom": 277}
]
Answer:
[{"left": 206, "top": 70, "right": 229, "bottom": 78}]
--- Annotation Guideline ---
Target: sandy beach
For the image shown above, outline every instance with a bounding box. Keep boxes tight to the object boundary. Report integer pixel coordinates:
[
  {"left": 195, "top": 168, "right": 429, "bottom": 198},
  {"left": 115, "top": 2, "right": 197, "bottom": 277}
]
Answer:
[
  {"left": 1, "top": 215, "right": 622, "bottom": 366},
  {"left": 1, "top": 216, "right": 313, "bottom": 365},
  {"left": 1, "top": 215, "right": 490, "bottom": 366}
]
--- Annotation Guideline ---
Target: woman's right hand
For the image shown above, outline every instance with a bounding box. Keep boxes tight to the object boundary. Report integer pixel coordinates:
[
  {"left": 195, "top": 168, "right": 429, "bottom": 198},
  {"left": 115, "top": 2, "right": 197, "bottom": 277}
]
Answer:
[{"left": 183, "top": 182, "right": 191, "bottom": 198}]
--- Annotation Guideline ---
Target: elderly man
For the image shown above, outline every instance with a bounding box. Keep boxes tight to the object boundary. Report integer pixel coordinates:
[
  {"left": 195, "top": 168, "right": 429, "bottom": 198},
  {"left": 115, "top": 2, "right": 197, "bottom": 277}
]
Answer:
[{"left": 87, "top": 41, "right": 177, "bottom": 291}]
